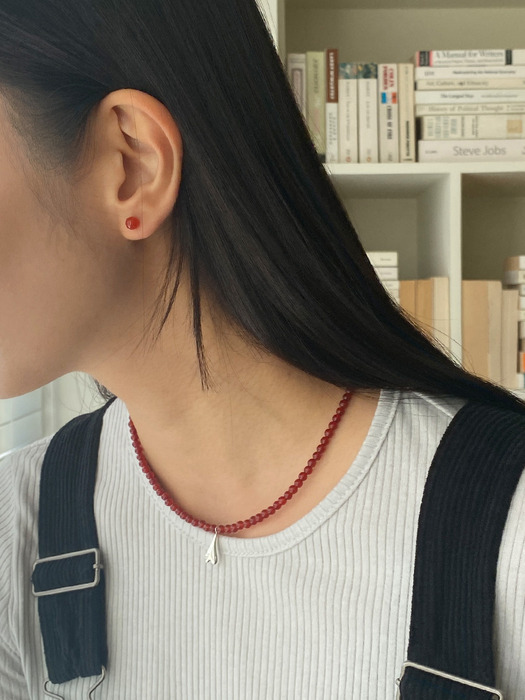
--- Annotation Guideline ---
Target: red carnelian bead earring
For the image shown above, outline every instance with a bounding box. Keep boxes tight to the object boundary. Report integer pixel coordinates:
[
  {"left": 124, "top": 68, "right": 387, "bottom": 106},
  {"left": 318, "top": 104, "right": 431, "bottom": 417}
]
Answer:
[{"left": 126, "top": 216, "right": 141, "bottom": 230}]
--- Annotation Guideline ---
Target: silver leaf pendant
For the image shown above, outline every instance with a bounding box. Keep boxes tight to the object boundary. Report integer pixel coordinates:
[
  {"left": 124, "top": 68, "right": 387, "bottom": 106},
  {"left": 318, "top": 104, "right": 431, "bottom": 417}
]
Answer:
[{"left": 205, "top": 530, "right": 219, "bottom": 565}]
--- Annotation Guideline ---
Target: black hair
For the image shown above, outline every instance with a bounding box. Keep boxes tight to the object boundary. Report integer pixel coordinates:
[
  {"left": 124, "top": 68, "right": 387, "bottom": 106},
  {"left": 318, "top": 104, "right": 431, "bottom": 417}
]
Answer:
[{"left": 1, "top": 0, "right": 524, "bottom": 414}]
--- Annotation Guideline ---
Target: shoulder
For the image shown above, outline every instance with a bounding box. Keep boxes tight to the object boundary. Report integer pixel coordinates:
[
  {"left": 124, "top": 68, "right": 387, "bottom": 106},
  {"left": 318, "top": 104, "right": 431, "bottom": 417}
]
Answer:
[{"left": 0, "top": 435, "right": 52, "bottom": 655}]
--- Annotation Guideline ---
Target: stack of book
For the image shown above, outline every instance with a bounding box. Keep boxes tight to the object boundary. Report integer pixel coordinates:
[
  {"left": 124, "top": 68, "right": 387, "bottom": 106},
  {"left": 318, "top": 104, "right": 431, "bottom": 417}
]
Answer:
[
  {"left": 461, "top": 272, "right": 523, "bottom": 391},
  {"left": 366, "top": 251, "right": 400, "bottom": 303},
  {"left": 416, "top": 49, "right": 525, "bottom": 162},
  {"left": 503, "top": 255, "right": 525, "bottom": 387},
  {"left": 287, "top": 48, "right": 525, "bottom": 164},
  {"left": 398, "top": 277, "right": 451, "bottom": 358},
  {"left": 287, "top": 52, "right": 415, "bottom": 163}
]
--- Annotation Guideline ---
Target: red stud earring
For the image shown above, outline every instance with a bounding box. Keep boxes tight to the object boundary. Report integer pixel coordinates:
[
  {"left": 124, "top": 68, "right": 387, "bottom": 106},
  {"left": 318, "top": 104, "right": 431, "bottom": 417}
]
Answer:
[{"left": 126, "top": 216, "right": 141, "bottom": 230}]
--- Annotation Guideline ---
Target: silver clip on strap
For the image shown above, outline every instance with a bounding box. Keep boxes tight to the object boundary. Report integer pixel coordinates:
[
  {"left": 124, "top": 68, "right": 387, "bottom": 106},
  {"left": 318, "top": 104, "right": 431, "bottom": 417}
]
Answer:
[
  {"left": 395, "top": 660, "right": 503, "bottom": 700},
  {"left": 43, "top": 665, "right": 106, "bottom": 699}
]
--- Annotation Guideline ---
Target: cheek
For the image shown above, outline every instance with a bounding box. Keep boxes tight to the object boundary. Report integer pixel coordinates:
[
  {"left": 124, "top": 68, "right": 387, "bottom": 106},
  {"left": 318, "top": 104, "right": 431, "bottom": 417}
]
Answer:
[{"left": 0, "top": 186, "right": 100, "bottom": 396}]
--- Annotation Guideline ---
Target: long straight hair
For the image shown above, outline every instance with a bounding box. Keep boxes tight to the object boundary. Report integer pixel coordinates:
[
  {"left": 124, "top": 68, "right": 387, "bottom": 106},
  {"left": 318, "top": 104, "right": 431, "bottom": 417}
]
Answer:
[{"left": 0, "top": 0, "right": 524, "bottom": 414}]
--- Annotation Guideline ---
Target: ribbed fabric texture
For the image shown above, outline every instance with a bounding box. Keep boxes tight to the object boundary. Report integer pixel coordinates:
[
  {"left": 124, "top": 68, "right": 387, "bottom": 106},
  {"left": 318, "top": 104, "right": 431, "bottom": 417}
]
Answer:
[{"left": 1, "top": 389, "right": 524, "bottom": 699}]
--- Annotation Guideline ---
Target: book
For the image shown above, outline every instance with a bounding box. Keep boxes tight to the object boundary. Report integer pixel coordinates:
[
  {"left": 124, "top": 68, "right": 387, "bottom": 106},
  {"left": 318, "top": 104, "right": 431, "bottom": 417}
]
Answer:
[
  {"left": 378, "top": 63, "right": 399, "bottom": 162},
  {"left": 415, "top": 65, "right": 525, "bottom": 79},
  {"left": 366, "top": 251, "right": 398, "bottom": 267},
  {"left": 306, "top": 51, "right": 326, "bottom": 163},
  {"left": 418, "top": 139, "right": 525, "bottom": 162},
  {"left": 399, "top": 280, "right": 416, "bottom": 315},
  {"left": 419, "top": 115, "right": 525, "bottom": 140},
  {"left": 416, "top": 77, "right": 525, "bottom": 90},
  {"left": 398, "top": 63, "right": 416, "bottom": 162},
  {"left": 415, "top": 89, "right": 525, "bottom": 104},
  {"left": 287, "top": 53, "right": 307, "bottom": 120},
  {"left": 414, "top": 49, "right": 525, "bottom": 67},
  {"left": 398, "top": 278, "right": 451, "bottom": 354},
  {"left": 504, "top": 255, "right": 525, "bottom": 270},
  {"left": 326, "top": 49, "right": 339, "bottom": 164},
  {"left": 374, "top": 266, "right": 398, "bottom": 281},
  {"left": 504, "top": 269, "right": 525, "bottom": 285},
  {"left": 338, "top": 63, "right": 359, "bottom": 163},
  {"left": 381, "top": 279, "right": 400, "bottom": 303},
  {"left": 357, "top": 63, "right": 379, "bottom": 163},
  {"left": 416, "top": 102, "right": 525, "bottom": 116},
  {"left": 462, "top": 280, "right": 502, "bottom": 383},
  {"left": 502, "top": 288, "right": 520, "bottom": 389}
]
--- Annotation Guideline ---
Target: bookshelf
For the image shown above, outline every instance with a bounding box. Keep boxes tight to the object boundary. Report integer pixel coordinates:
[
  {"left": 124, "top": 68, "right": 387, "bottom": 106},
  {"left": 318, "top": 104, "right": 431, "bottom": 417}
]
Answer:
[{"left": 259, "top": 0, "right": 525, "bottom": 400}]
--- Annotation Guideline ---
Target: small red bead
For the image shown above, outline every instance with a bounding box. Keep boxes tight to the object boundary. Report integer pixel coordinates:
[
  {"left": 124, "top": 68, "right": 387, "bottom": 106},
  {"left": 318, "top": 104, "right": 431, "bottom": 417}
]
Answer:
[
  {"left": 125, "top": 216, "right": 141, "bottom": 230},
  {"left": 320, "top": 436, "right": 329, "bottom": 446},
  {"left": 294, "top": 479, "right": 303, "bottom": 488},
  {"left": 329, "top": 421, "right": 337, "bottom": 429},
  {"left": 307, "top": 459, "right": 316, "bottom": 468},
  {"left": 304, "top": 465, "right": 313, "bottom": 475},
  {"left": 335, "top": 407, "right": 344, "bottom": 416},
  {"left": 324, "top": 428, "right": 334, "bottom": 437},
  {"left": 262, "top": 509, "right": 270, "bottom": 519},
  {"left": 243, "top": 519, "right": 252, "bottom": 528},
  {"left": 289, "top": 484, "right": 298, "bottom": 495},
  {"left": 236, "top": 520, "right": 245, "bottom": 529},
  {"left": 298, "top": 472, "right": 308, "bottom": 481},
  {"left": 267, "top": 506, "right": 276, "bottom": 515}
]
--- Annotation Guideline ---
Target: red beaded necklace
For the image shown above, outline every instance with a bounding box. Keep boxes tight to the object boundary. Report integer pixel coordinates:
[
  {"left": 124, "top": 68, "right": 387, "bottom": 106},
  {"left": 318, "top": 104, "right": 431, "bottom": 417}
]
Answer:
[{"left": 129, "top": 388, "right": 353, "bottom": 565}]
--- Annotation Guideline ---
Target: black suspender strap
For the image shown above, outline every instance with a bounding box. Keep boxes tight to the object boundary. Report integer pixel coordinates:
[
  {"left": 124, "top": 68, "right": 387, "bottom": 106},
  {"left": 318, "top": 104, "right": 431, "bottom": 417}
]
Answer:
[
  {"left": 31, "top": 396, "right": 117, "bottom": 686},
  {"left": 396, "top": 399, "right": 525, "bottom": 700}
]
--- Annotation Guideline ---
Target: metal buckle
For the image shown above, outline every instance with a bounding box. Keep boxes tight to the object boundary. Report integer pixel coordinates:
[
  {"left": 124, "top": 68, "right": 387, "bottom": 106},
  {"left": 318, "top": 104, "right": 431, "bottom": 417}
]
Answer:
[
  {"left": 31, "top": 547, "right": 102, "bottom": 598},
  {"left": 395, "top": 660, "right": 503, "bottom": 699}
]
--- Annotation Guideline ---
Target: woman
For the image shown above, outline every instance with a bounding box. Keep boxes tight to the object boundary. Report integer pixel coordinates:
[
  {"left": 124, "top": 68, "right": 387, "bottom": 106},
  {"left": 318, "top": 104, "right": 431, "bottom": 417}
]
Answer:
[{"left": 0, "top": 0, "right": 524, "bottom": 698}]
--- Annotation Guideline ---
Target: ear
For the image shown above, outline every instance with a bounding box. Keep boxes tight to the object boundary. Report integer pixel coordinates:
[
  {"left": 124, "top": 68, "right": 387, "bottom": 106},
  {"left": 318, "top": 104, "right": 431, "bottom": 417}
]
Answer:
[{"left": 95, "top": 88, "right": 183, "bottom": 241}]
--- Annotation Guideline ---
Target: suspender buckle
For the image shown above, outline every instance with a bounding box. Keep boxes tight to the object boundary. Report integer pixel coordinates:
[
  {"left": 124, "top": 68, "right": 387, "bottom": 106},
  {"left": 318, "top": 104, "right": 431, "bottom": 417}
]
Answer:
[
  {"left": 395, "top": 660, "right": 503, "bottom": 699},
  {"left": 31, "top": 547, "right": 102, "bottom": 598}
]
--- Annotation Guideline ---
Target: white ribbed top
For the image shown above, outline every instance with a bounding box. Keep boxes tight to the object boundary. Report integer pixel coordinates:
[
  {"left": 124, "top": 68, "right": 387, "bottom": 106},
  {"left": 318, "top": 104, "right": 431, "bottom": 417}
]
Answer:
[{"left": 1, "top": 388, "right": 524, "bottom": 699}]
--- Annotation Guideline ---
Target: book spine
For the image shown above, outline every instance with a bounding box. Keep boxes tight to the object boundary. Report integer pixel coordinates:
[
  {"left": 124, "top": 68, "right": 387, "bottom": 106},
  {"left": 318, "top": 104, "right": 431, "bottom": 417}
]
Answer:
[
  {"left": 415, "top": 102, "right": 525, "bottom": 116},
  {"left": 326, "top": 49, "right": 339, "bottom": 163},
  {"left": 415, "top": 49, "right": 525, "bottom": 67},
  {"left": 366, "top": 251, "right": 398, "bottom": 266},
  {"left": 416, "top": 77, "right": 525, "bottom": 90},
  {"left": 504, "top": 255, "right": 525, "bottom": 270},
  {"left": 378, "top": 63, "right": 399, "bottom": 162},
  {"left": 374, "top": 266, "right": 399, "bottom": 281},
  {"left": 287, "top": 53, "right": 307, "bottom": 120},
  {"left": 419, "top": 114, "right": 525, "bottom": 140},
  {"left": 338, "top": 63, "right": 359, "bottom": 163},
  {"left": 415, "top": 65, "right": 525, "bottom": 79},
  {"left": 418, "top": 138, "right": 525, "bottom": 161},
  {"left": 504, "top": 269, "right": 525, "bottom": 285},
  {"left": 306, "top": 51, "right": 326, "bottom": 163},
  {"left": 415, "top": 89, "right": 525, "bottom": 104},
  {"left": 357, "top": 63, "right": 378, "bottom": 163},
  {"left": 398, "top": 63, "right": 416, "bottom": 162}
]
